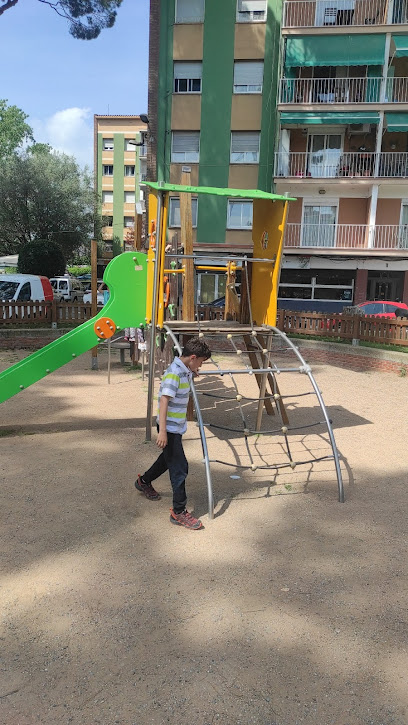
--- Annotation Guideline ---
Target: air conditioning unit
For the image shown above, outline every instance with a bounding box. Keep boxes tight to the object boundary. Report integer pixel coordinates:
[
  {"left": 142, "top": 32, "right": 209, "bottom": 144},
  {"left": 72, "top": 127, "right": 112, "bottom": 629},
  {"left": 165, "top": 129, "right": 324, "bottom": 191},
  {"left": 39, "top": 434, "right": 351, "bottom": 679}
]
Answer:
[{"left": 348, "top": 123, "right": 371, "bottom": 134}]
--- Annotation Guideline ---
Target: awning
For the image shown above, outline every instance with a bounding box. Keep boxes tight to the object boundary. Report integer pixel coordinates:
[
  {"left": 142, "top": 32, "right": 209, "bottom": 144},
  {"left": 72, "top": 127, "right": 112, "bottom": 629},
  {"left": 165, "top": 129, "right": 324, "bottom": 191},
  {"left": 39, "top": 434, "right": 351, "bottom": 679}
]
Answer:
[
  {"left": 385, "top": 112, "right": 408, "bottom": 132},
  {"left": 145, "top": 182, "right": 296, "bottom": 201},
  {"left": 392, "top": 34, "right": 408, "bottom": 58},
  {"left": 280, "top": 111, "right": 380, "bottom": 125},
  {"left": 285, "top": 34, "right": 386, "bottom": 67}
]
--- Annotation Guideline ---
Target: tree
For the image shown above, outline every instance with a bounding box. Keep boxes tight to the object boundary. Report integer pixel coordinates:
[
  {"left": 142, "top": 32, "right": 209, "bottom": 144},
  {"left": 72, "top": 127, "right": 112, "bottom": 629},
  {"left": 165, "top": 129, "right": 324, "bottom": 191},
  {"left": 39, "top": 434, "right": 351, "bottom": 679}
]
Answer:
[
  {"left": 0, "top": 148, "right": 99, "bottom": 259},
  {"left": 0, "top": 0, "right": 123, "bottom": 39},
  {"left": 18, "top": 239, "right": 66, "bottom": 278},
  {"left": 0, "top": 99, "right": 33, "bottom": 159}
]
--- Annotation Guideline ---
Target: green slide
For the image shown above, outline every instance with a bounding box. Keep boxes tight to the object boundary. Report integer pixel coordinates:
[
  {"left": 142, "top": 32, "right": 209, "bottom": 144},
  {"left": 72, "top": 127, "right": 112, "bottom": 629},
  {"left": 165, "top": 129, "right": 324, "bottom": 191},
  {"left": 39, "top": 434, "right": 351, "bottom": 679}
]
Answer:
[{"left": 0, "top": 252, "right": 148, "bottom": 405}]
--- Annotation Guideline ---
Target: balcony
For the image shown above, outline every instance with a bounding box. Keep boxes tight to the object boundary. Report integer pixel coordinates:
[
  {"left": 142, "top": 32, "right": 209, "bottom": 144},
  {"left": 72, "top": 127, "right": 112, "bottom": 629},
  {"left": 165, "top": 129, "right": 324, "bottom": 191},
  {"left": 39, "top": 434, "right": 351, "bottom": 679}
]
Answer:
[
  {"left": 283, "top": 0, "right": 408, "bottom": 28},
  {"left": 279, "top": 76, "right": 408, "bottom": 104},
  {"left": 275, "top": 151, "right": 408, "bottom": 178},
  {"left": 284, "top": 223, "right": 408, "bottom": 249}
]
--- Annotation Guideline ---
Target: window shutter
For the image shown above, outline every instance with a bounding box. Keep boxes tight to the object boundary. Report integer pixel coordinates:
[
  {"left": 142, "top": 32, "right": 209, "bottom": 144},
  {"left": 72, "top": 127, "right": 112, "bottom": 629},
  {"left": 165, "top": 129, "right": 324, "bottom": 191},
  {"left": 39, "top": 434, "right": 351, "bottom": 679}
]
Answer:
[
  {"left": 172, "top": 132, "right": 200, "bottom": 153},
  {"left": 238, "top": 0, "right": 266, "bottom": 11},
  {"left": 234, "top": 62, "right": 264, "bottom": 86},
  {"left": 174, "top": 62, "right": 202, "bottom": 80},
  {"left": 231, "top": 132, "right": 260, "bottom": 153},
  {"left": 103, "top": 191, "right": 113, "bottom": 203}
]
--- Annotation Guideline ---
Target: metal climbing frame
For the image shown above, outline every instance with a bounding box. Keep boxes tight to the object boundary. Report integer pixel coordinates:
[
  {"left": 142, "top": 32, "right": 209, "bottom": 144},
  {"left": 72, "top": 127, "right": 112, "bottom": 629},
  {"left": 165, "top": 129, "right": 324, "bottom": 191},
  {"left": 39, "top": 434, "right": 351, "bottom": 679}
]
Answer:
[{"left": 164, "top": 324, "right": 344, "bottom": 521}]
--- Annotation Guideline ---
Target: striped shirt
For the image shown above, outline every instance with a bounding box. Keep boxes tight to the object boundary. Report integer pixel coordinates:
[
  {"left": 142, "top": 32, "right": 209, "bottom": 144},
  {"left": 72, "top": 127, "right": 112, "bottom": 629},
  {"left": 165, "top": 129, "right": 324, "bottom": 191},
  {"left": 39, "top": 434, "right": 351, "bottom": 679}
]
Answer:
[{"left": 157, "top": 356, "right": 192, "bottom": 434}]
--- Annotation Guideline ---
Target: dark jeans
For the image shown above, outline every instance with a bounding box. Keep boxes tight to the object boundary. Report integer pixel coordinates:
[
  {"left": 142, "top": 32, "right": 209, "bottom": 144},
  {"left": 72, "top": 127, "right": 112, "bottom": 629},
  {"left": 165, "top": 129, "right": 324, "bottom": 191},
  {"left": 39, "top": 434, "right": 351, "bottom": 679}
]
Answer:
[{"left": 143, "top": 430, "right": 188, "bottom": 514}]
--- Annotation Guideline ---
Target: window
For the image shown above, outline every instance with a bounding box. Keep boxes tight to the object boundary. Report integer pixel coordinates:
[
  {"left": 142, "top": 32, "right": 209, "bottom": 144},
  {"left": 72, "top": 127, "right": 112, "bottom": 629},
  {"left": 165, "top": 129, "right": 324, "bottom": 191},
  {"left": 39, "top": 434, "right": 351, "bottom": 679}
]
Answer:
[
  {"left": 302, "top": 204, "right": 337, "bottom": 247},
  {"left": 124, "top": 191, "right": 135, "bottom": 204},
  {"left": 124, "top": 165, "right": 135, "bottom": 176},
  {"left": 124, "top": 216, "right": 134, "bottom": 227},
  {"left": 102, "top": 191, "right": 113, "bottom": 204},
  {"left": 125, "top": 139, "right": 137, "bottom": 151},
  {"left": 230, "top": 132, "right": 260, "bottom": 163},
  {"left": 104, "top": 216, "right": 113, "bottom": 227},
  {"left": 175, "top": 0, "right": 205, "bottom": 23},
  {"left": 236, "top": 0, "right": 267, "bottom": 22},
  {"left": 18, "top": 282, "right": 32, "bottom": 301},
  {"left": 233, "top": 62, "right": 263, "bottom": 93},
  {"left": 169, "top": 197, "right": 198, "bottom": 227},
  {"left": 103, "top": 138, "right": 114, "bottom": 151},
  {"left": 171, "top": 132, "right": 200, "bottom": 163},
  {"left": 227, "top": 199, "right": 253, "bottom": 229},
  {"left": 278, "top": 269, "right": 354, "bottom": 301},
  {"left": 140, "top": 159, "right": 147, "bottom": 181},
  {"left": 174, "top": 62, "right": 202, "bottom": 93},
  {"left": 103, "top": 165, "right": 113, "bottom": 176}
]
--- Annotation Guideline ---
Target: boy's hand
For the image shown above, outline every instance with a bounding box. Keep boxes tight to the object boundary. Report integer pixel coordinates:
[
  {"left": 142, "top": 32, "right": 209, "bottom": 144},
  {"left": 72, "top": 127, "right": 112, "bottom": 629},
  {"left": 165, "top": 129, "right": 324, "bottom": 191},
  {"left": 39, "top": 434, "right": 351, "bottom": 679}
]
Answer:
[{"left": 156, "top": 430, "right": 168, "bottom": 449}]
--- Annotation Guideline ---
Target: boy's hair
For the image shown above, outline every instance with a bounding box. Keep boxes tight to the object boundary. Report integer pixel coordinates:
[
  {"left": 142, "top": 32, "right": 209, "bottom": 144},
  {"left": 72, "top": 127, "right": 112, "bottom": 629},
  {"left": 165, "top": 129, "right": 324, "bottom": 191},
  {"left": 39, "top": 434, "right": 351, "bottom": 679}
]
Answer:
[{"left": 182, "top": 337, "right": 211, "bottom": 360}]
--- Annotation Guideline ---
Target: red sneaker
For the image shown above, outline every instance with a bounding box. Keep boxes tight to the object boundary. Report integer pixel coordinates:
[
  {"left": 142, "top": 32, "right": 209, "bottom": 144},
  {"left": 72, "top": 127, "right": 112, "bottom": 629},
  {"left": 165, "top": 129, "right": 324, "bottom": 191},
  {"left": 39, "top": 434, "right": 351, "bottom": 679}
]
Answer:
[
  {"left": 170, "top": 508, "right": 203, "bottom": 530},
  {"left": 135, "top": 475, "right": 161, "bottom": 500}
]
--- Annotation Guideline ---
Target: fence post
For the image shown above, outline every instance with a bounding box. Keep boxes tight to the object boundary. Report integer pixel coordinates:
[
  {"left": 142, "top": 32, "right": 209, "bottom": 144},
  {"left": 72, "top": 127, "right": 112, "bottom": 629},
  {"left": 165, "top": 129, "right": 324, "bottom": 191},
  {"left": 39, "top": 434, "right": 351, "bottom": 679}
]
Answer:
[
  {"left": 352, "top": 314, "right": 360, "bottom": 346},
  {"left": 51, "top": 300, "right": 57, "bottom": 329}
]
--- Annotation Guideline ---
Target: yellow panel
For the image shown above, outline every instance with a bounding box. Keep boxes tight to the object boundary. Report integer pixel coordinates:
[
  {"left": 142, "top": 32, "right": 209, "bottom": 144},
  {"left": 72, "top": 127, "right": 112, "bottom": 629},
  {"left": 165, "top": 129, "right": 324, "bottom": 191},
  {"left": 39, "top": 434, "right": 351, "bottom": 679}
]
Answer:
[
  {"left": 171, "top": 95, "right": 202, "bottom": 130},
  {"left": 251, "top": 199, "right": 288, "bottom": 326},
  {"left": 146, "top": 192, "right": 158, "bottom": 323},
  {"left": 157, "top": 195, "right": 169, "bottom": 329},
  {"left": 173, "top": 24, "right": 203, "bottom": 60}
]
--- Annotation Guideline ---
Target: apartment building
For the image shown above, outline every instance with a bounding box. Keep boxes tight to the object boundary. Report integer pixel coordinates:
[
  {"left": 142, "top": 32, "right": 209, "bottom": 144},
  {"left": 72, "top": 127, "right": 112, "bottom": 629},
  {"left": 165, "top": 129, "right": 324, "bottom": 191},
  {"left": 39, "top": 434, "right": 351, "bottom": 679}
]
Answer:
[
  {"left": 148, "top": 0, "right": 408, "bottom": 308},
  {"left": 94, "top": 115, "right": 148, "bottom": 263},
  {"left": 148, "top": 0, "right": 281, "bottom": 302},
  {"left": 276, "top": 0, "right": 408, "bottom": 310}
]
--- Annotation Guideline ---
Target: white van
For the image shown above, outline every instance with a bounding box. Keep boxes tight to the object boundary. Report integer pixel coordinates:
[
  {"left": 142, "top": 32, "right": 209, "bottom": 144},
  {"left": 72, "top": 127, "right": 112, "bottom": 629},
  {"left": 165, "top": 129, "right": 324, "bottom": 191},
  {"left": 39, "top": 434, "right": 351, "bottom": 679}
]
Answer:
[
  {"left": 0, "top": 274, "right": 54, "bottom": 302},
  {"left": 50, "top": 277, "right": 84, "bottom": 302}
]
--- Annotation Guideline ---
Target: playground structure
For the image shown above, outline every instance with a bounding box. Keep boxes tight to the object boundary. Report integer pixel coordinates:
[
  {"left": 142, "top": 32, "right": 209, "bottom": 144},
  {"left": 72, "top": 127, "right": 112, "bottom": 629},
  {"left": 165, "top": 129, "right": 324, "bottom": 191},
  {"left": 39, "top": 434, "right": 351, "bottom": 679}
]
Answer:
[{"left": 0, "top": 181, "right": 345, "bottom": 518}]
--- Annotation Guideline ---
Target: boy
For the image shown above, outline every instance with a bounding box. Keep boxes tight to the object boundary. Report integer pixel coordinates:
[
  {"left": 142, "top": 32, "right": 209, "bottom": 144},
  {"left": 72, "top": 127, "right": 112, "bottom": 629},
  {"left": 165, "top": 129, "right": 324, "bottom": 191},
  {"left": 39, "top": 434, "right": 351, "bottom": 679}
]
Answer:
[{"left": 135, "top": 337, "right": 211, "bottom": 530}]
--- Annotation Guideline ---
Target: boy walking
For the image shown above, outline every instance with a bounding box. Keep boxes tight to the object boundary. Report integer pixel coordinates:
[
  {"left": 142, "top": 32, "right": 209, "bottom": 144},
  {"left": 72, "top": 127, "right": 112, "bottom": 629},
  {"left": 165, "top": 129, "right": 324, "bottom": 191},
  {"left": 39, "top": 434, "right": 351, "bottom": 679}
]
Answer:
[{"left": 135, "top": 337, "right": 211, "bottom": 530}]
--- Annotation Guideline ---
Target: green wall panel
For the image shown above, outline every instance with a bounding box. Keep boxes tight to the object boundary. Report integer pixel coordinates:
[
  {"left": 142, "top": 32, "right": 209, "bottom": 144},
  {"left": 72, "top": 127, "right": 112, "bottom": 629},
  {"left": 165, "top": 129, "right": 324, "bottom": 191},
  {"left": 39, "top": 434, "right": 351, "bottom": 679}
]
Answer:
[
  {"left": 258, "top": 0, "right": 282, "bottom": 192},
  {"left": 197, "top": 0, "right": 236, "bottom": 244},
  {"left": 97, "top": 134, "right": 103, "bottom": 200},
  {"left": 113, "top": 134, "right": 124, "bottom": 247},
  {"left": 157, "top": 0, "right": 175, "bottom": 182}
]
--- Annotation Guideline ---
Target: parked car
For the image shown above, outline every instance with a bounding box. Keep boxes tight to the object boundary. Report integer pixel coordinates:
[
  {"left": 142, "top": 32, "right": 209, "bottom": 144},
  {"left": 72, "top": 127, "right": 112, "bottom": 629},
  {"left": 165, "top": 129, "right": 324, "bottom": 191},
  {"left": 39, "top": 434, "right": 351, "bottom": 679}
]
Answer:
[
  {"left": 50, "top": 276, "right": 84, "bottom": 302},
  {"left": 355, "top": 301, "right": 408, "bottom": 318},
  {"left": 0, "top": 274, "right": 53, "bottom": 302},
  {"left": 83, "top": 282, "right": 108, "bottom": 306}
]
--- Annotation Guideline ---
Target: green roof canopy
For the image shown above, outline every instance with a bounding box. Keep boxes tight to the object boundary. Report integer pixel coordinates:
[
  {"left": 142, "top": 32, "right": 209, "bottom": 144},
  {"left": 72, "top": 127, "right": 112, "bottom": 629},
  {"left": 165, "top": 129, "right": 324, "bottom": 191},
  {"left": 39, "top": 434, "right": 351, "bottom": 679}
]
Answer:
[
  {"left": 145, "top": 182, "right": 295, "bottom": 201},
  {"left": 392, "top": 34, "right": 408, "bottom": 57},
  {"left": 280, "top": 111, "right": 380, "bottom": 125},
  {"left": 285, "top": 34, "right": 386, "bottom": 67},
  {"left": 385, "top": 112, "right": 408, "bottom": 132}
]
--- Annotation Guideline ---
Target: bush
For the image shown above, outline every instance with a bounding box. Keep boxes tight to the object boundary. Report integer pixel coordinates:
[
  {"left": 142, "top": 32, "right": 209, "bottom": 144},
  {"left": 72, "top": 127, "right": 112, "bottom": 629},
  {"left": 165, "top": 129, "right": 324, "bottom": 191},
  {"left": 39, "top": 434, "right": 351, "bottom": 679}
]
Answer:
[
  {"left": 18, "top": 240, "right": 66, "bottom": 278},
  {"left": 67, "top": 265, "right": 91, "bottom": 277}
]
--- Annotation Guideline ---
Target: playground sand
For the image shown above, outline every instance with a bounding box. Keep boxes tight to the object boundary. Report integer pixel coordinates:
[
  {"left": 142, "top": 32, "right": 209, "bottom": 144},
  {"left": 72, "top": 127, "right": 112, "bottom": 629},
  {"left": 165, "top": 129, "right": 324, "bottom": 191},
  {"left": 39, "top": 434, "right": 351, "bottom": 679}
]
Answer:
[{"left": 0, "top": 346, "right": 407, "bottom": 725}]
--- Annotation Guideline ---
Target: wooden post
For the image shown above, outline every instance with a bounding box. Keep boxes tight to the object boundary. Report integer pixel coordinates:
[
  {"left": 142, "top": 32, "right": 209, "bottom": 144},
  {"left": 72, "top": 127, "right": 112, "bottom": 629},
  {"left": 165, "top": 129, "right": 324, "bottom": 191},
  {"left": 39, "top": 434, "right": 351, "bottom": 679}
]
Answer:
[
  {"left": 91, "top": 239, "right": 98, "bottom": 370},
  {"left": 180, "top": 167, "right": 195, "bottom": 322},
  {"left": 225, "top": 262, "right": 240, "bottom": 321}
]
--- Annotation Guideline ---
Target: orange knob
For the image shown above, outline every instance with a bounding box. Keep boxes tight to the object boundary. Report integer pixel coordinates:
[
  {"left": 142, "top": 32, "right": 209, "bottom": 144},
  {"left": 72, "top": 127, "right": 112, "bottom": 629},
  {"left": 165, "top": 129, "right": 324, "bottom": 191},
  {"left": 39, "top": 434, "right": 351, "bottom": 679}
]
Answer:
[{"left": 94, "top": 317, "right": 116, "bottom": 339}]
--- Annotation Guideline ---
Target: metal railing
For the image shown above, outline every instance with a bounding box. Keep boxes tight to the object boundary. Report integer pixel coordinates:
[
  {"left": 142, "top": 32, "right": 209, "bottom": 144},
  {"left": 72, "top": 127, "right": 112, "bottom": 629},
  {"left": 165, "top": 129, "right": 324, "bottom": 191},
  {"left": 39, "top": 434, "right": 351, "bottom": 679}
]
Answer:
[
  {"left": 378, "top": 152, "right": 408, "bottom": 176},
  {"left": 275, "top": 151, "right": 377, "bottom": 178},
  {"left": 282, "top": 0, "right": 408, "bottom": 28},
  {"left": 279, "top": 76, "right": 408, "bottom": 104},
  {"left": 284, "top": 223, "right": 408, "bottom": 250},
  {"left": 284, "top": 223, "right": 367, "bottom": 248}
]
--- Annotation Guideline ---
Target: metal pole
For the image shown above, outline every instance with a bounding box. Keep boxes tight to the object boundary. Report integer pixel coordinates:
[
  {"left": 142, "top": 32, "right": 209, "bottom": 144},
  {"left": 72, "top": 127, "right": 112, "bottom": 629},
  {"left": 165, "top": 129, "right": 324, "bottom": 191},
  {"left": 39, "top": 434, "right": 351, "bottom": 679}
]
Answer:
[
  {"left": 107, "top": 337, "right": 111, "bottom": 385},
  {"left": 145, "top": 190, "right": 163, "bottom": 442}
]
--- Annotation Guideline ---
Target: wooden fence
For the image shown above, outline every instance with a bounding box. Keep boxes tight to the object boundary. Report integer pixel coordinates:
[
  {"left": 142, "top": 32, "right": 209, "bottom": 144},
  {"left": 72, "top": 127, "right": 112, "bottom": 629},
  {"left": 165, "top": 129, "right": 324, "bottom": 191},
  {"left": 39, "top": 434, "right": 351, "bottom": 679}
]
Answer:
[
  {"left": 0, "top": 300, "right": 94, "bottom": 326},
  {"left": 1, "top": 301, "right": 408, "bottom": 347},
  {"left": 276, "top": 309, "right": 408, "bottom": 347}
]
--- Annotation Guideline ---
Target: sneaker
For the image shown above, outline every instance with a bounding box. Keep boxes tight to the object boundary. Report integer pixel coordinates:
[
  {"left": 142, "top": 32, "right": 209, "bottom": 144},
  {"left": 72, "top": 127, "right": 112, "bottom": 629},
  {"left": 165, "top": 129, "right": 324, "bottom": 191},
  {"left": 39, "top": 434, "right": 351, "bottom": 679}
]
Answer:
[
  {"left": 169, "top": 508, "right": 203, "bottom": 530},
  {"left": 135, "top": 475, "right": 161, "bottom": 501}
]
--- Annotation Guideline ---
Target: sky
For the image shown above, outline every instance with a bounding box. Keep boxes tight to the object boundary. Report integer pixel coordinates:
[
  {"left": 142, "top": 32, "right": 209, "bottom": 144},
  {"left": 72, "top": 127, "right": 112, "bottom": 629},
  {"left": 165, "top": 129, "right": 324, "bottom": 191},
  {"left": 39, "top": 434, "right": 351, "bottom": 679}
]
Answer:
[{"left": 0, "top": 0, "right": 149, "bottom": 167}]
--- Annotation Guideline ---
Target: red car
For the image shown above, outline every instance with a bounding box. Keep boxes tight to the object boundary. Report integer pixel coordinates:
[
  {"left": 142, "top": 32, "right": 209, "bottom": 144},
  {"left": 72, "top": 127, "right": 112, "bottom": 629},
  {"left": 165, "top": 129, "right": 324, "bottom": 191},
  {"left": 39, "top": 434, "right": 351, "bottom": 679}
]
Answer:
[{"left": 356, "top": 301, "right": 408, "bottom": 318}]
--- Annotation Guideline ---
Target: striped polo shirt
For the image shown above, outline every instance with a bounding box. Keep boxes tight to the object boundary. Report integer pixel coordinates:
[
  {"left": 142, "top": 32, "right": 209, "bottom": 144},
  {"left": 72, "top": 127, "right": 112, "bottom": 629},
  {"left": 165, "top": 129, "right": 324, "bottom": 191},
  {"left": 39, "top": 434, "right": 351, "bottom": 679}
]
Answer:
[{"left": 157, "top": 356, "right": 192, "bottom": 434}]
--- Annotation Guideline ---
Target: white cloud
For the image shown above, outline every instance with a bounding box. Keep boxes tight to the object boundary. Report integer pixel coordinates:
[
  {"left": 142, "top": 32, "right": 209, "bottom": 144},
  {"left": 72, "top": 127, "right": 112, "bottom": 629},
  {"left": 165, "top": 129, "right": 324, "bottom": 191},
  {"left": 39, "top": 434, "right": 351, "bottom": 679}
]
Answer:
[{"left": 31, "top": 107, "right": 93, "bottom": 168}]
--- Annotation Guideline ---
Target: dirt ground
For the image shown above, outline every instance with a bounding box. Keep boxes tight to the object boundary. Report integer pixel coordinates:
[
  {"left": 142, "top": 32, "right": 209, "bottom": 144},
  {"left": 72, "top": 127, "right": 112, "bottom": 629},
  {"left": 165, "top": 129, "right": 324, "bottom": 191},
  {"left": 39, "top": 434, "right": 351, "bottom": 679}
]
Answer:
[{"left": 0, "top": 342, "right": 407, "bottom": 725}]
